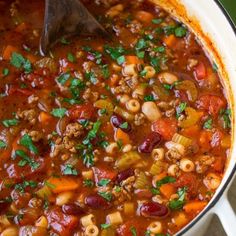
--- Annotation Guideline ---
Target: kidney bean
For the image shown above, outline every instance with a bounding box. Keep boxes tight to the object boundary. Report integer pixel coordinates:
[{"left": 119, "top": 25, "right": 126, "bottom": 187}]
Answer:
[
  {"left": 116, "top": 168, "right": 134, "bottom": 184},
  {"left": 62, "top": 204, "right": 85, "bottom": 215},
  {"left": 111, "top": 115, "right": 131, "bottom": 132},
  {"left": 138, "top": 132, "right": 162, "bottom": 153},
  {"left": 85, "top": 194, "right": 111, "bottom": 209},
  {"left": 140, "top": 202, "right": 169, "bottom": 218}
]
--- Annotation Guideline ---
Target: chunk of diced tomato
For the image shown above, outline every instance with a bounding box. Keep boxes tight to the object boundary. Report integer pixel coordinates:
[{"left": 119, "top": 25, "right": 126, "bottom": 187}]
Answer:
[
  {"left": 69, "top": 104, "right": 96, "bottom": 120},
  {"left": 196, "top": 94, "right": 226, "bottom": 116},
  {"left": 46, "top": 208, "right": 79, "bottom": 236},
  {"left": 92, "top": 167, "right": 117, "bottom": 185},
  {"left": 194, "top": 61, "right": 207, "bottom": 80},
  {"left": 152, "top": 118, "right": 177, "bottom": 140}
]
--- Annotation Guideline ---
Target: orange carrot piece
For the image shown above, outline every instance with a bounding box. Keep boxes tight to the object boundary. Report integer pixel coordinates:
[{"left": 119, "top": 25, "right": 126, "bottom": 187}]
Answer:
[
  {"left": 154, "top": 172, "right": 167, "bottom": 181},
  {"left": 2, "top": 45, "right": 18, "bottom": 60},
  {"left": 15, "top": 22, "right": 27, "bottom": 33},
  {"left": 115, "top": 128, "right": 131, "bottom": 145},
  {"left": 181, "top": 125, "right": 200, "bottom": 138},
  {"left": 39, "top": 112, "right": 53, "bottom": 124},
  {"left": 183, "top": 201, "right": 207, "bottom": 213},
  {"left": 125, "top": 55, "right": 142, "bottom": 65},
  {"left": 199, "top": 130, "right": 212, "bottom": 149},
  {"left": 163, "top": 35, "right": 177, "bottom": 48},
  {"left": 47, "top": 177, "right": 80, "bottom": 193},
  {"left": 135, "top": 10, "right": 154, "bottom": 23},
  {"left": 160, "top": 183, "right": 176, "bottom": 199}
]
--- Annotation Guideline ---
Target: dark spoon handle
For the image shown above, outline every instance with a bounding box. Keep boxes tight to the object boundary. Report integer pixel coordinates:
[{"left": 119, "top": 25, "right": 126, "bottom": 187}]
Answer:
[{"left": 40, "top": 0, "right": 109, "bottom": 55}]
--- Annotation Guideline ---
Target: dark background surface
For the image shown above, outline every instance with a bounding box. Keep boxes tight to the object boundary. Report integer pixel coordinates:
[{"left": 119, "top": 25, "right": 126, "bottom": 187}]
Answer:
[{"left": 220, "top": 0, "right": 236, "bottom": 23}]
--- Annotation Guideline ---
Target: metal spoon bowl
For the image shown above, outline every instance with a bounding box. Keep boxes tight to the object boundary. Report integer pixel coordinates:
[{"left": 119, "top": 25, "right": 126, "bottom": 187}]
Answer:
[{"left": 40, "top": 0, "right": 109, "bottom": 55}]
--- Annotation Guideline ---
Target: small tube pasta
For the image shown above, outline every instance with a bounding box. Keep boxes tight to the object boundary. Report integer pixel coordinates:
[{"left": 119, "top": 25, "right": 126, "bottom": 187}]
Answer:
[
  {"left": 81, "top": 214, "right": 96, "bottom": 227},
  {"left": 115, "top": 151, "right": 141, "bottom": 170},
  {"left": 142, "top": 101, "right": 162, "bottom": 122},
  {"left": 134, "top": 171, "right": 149, "bottom": 189},
  {"left": 179, "top": 158, "right": 195, "bottom": 172},
  {"left": 106, "top": 211, "right": 123, "bottom": 225},
  {"left": 178, "top": 107, "right": 200, "bottom": 128},
  {"left": 172, "top": 133, "right": 192, "bottom": 147},
  {"left": 105, "top": 142, "right": 118, "bottom": 155},
  {"left": 126, "top": 99, "right": 140, "bottom": 113},
  {"left": 147, "top": 221, "right": 162, "bottom": 234},
  {"left": 85, "top": 224, "right": 99, "bottom": 236},
  {"left": 168, "top": 164, "right": 180, "bottom": 177},
  {"left": 203, "top": 173, "right": 221, "bottom": 190},
  {"left": 124, "top": 202, "right": 135, "bottom": 215},
  {"left": 151, "top": 148, "right": 164, "bottom": 161}
]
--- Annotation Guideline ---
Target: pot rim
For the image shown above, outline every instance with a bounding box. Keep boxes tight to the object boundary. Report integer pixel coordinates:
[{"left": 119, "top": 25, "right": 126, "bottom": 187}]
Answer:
[{"left": 176, "top": 1, "right": 236, "bottom": 235}]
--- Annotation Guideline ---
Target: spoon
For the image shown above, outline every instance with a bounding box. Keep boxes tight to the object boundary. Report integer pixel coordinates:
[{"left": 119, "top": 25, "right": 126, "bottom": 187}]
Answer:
[{"left": 40, "top": 0, "right": 110, "bottom": 56}]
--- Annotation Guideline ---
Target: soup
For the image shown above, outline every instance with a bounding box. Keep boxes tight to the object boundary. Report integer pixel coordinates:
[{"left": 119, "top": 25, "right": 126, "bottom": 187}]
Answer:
[{"left": 0, "top": 0, "right": 231, "bottom": 235}]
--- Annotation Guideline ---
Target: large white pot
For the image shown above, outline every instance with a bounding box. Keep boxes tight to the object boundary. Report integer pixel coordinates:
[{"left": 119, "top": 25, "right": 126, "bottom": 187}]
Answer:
[{"left": 150, "top": 0, "right": 236, "bottom": 235}]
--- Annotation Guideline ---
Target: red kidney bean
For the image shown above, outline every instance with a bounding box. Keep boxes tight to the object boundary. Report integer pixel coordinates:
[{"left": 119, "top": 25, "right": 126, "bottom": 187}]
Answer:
[
  {"left": 140, "top": 202, "right": 169, "bottom": 218},
  {"left": 62, "top": 204, "right": 85, "bottom": 215},
  {"left": 111, "top": 115, "right": 131, "bottom": 132},
  {"left": 138, "top": 132, "right": 162, "bottom": 153},
  {"left": 116, "top": 168, "right": 134, "bottom": 184},
  {"left": 85, "top": 194, "right": 111, "bottom": 209}
]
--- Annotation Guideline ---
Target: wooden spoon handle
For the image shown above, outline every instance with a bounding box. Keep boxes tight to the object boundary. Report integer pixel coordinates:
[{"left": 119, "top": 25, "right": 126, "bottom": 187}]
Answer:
[{"left": 40, "top": 0, "right": 108, "bottom": 55}]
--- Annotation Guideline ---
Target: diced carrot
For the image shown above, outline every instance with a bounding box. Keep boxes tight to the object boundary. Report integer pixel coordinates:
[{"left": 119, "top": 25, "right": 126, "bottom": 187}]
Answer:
[
  {"left": 125, "top": 55, "right": 142, "bottom": 65},
  {"left": 160, "top": 183, "right": 176, "bottom": 199},
  {"left": 173, "top": 212, "right": 188, "bottom": 227},
  {"left": 163, "top": 35, "right": 177, "bottom": 48},
  {"left": 15, "top": 22, "right": 27, "bottom": 33},
  {"left": 2, "top": 45, "right": 18, "bottom": 60},
  {"left": 154, "top": 172, "right": 167, "bottom": 182},
  {"left": 47, "top": 177, "right": 80, "bottom": 193},
  {"left": 183, "top": 201, "right": 207, "bottom": 214},
  {"left": 39, "top": 112, "right": 53, "bottom": 124},
  {"left": 181, "top": 125, "right": 200, "bottom": 138},
  {"left": 115, "top": 128, "right": 131, "bottom": 145},
  {"left": 135, "top": 10, "right": 154, "bottom": 23}
]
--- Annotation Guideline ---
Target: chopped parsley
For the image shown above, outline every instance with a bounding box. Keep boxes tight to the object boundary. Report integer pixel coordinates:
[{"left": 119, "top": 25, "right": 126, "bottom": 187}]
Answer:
[
  {"left": 203, "top": 118, "right": 213, "bottom": 130},
  {"left": 130, "top": 226, "right": 137, "bottom": 236},
  {"left": 174, "top": 26, "right": 187, "bottom": 37},
  {"left": 15, "top": 180, "right": 38, "bottom": 193},
  {"left": 2, "top": 118, "right": 19, "bottom": 127},
  {"left": 83, "top": 120, "right": 101, "bottom": 145},
  {"left": 60, "top": 37, "right": 70, "bottom": 45},
  {"left": 15, "top": 150, "right": 40, "bottom": 170},
  {"left": 67, "top": 53, "right": 76, "bottom": 62},
  {"left": 57, "top": 73, "right": 70, "bottom": 85},
  {"left": 98, "top": 191, "right": 112, "bottom": 201},
  {"left": 101, "top": 223, "right": 111, "bottom": 229},
  {"left": 2, "top": 68, "right": 9, "bottom": 77},
  {"left": 152, "top": 18, "right": 163, "bottom": 24},
  {"left": 136, "top": 51, "right": 145, "bottom": 59},
  {"left": 0, "top": 140, "right": 7, "bottom": 149},
  {"left": 176, "top": 102, "right": 187, "bottom": 118},
  {"left": 63, "top": 164, "right": 78, "bottom": 176},
  {"left": 101, "top": 64, "right": 110, "bottom": 79},
  {"left": 144, "top": 94, "right": 155, "bottom": 102},
  {"left": 98, "top": 178, "right": 110, "bottom": 186},
  {"left": 117, "top": 55, "right": 125, "bottom": 65},
  {"left": 120, "top": 122, "right": 128, "bottom": 129},
  {"left": 104, "top": 45, "right": 126, "bottom": 65},
  {"left": 83, "top": 179, "right": 94, "bottom": 187},
  {"left": 51, "top": 108, "right": 67, "bottom": 118},
  {"left": 20, "top": 134, "right": 38, "bottom": 154},
  {"left": 85, "top": 71, "right": 97, "bottom": 84},
  {"left": 10, "top": 52, "right": 32, "bottom": 73},
  {"left": 169, "top": 187, "right": 187, "bottom": 210},
  {"left": 156, "top": 176, "right": 176, "bottom": 188},
  {"left": 220, "top": 109, "right": 231, "bottom": 129},
  {"left": 213, "top": 62, "right": 218, "bottom": 72}
]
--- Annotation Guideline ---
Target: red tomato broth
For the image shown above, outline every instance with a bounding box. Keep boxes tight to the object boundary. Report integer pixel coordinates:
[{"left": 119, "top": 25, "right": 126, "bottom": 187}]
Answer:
[{"left": 0, "top": 0, "right": 231, "bottom": 235}]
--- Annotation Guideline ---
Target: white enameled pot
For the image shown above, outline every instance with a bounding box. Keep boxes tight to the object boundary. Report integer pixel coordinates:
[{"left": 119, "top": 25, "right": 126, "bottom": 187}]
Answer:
[{"left": 149, "top": 0, "right": 236, "bottom": 235}]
